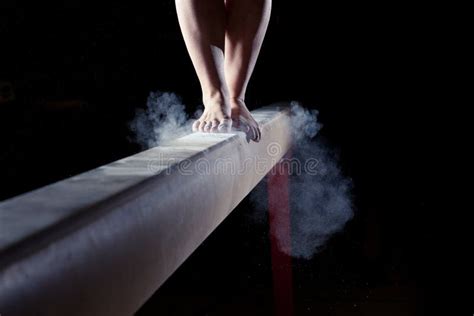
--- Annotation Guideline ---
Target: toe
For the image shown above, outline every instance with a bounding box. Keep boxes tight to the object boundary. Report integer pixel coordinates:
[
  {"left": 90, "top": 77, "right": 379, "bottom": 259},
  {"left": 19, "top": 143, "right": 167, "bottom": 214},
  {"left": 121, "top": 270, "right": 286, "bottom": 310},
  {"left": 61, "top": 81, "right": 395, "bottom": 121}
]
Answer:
[
  {"left": 250, "top": 125, "right": 258, "bottom": 141},
  {"left": 204, "top": 121, "right": 212, "bottom": 132},
  {"left": 249, "top": 118, "right": 260, "bottom": 142},
  {"left": 210, "top": 119, "right": 219, "bottom": 132},
  {"left": 198, "top": 120, "right": 207, "bottom": 132},
  {"left": 192, "top": 120, "right": 200, "bottom": 132},
  {"left": 256, "top": 125, "right": 261, "bottom": 142}
]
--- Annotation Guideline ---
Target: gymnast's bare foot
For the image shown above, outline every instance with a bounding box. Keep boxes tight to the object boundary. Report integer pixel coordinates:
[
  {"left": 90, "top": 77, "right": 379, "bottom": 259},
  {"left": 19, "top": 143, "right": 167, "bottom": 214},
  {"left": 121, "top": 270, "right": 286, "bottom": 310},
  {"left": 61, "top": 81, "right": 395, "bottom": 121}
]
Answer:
[
  {"left": 230, "top": 97, "right": 261, "bottom": 142},
  {"left": 192, "top": 95, "right": 232, "bottom": 133}
]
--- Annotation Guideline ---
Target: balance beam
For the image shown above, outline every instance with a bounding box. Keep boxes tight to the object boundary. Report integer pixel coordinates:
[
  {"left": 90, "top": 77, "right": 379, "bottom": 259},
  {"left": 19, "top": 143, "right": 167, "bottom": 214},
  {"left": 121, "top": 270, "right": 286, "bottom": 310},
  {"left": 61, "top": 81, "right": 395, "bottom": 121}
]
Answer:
[{"left": 0, "top": 105, "right": 291, "bottom": 316}]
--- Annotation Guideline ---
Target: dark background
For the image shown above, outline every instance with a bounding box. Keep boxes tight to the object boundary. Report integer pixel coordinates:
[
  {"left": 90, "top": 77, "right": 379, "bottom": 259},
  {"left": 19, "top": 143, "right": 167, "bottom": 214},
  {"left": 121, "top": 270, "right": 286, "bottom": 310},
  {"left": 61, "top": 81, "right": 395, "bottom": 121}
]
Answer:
[{"left": 0, "top": 1, "right": 451, "bottom": 315}]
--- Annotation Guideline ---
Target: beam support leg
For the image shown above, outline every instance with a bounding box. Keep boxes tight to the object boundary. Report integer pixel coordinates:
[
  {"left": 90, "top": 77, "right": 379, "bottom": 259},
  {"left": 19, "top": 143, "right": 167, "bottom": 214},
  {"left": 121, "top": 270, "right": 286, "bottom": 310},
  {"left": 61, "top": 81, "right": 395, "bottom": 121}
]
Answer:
[{"left": 268, "top": 152, "right": 294, "bottom": 316}]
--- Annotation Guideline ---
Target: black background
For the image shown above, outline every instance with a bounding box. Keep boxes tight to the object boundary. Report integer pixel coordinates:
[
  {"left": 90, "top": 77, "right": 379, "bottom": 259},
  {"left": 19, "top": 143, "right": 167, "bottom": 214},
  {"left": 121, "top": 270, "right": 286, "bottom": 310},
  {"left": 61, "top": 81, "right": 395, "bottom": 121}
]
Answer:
[{"left": 0, "top": 1, "right": 451, "bottom": 315}]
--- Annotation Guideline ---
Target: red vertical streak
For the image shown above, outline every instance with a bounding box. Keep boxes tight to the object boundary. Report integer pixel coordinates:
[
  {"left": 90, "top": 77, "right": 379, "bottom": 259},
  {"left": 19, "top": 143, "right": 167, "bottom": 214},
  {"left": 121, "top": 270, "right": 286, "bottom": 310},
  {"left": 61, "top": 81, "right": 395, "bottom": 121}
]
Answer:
[{"left": 268, "top": 155, "right": 294, "bottom": 316}]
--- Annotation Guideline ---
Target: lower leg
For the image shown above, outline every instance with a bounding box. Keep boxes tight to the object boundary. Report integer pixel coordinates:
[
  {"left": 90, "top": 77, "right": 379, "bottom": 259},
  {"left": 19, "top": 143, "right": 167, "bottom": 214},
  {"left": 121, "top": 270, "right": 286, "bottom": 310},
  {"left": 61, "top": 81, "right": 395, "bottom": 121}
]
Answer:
[
  {"left": 224, "top": 0, "right": 272, "bottom": 141},
  {"left": 175, "top": 0, "right": 232, "bottom": 132}
]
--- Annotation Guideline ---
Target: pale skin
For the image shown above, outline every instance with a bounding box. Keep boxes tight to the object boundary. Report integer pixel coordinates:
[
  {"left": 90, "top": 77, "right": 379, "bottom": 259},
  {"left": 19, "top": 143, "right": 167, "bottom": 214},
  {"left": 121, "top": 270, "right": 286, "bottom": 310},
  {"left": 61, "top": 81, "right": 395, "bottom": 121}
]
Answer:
[{"left": 175, "top": 0, "right": 271, "bottom": 141}]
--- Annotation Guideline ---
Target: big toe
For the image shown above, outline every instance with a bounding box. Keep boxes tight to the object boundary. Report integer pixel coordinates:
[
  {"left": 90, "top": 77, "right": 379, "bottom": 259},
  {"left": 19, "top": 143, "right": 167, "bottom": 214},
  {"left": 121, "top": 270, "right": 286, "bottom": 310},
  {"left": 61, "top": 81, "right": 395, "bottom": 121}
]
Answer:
[{"left": 217, "top": 118, "right": 232, "bottom": 133}]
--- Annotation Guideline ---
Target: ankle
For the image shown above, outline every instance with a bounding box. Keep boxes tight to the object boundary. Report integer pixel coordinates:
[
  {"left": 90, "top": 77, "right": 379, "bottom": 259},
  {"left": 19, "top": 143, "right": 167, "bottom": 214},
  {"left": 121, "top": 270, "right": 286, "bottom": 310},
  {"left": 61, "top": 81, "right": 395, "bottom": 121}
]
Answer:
[
  {"left": 229, "top": 96, "right": 246, "bottom": 107},
  {"left": 229, "top": 96, "right": 245, "bottom": 102},
  {"left": 202, "top": 89, "right": 228, "bottom": 107}
]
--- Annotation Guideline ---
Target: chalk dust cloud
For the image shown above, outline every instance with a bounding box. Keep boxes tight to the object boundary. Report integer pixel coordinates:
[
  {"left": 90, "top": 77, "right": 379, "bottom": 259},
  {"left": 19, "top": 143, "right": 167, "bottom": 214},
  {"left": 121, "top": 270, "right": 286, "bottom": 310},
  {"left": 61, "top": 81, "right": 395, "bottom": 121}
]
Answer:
[{"left": 129, "top": 93, "right": 353, "bottom": 259}]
